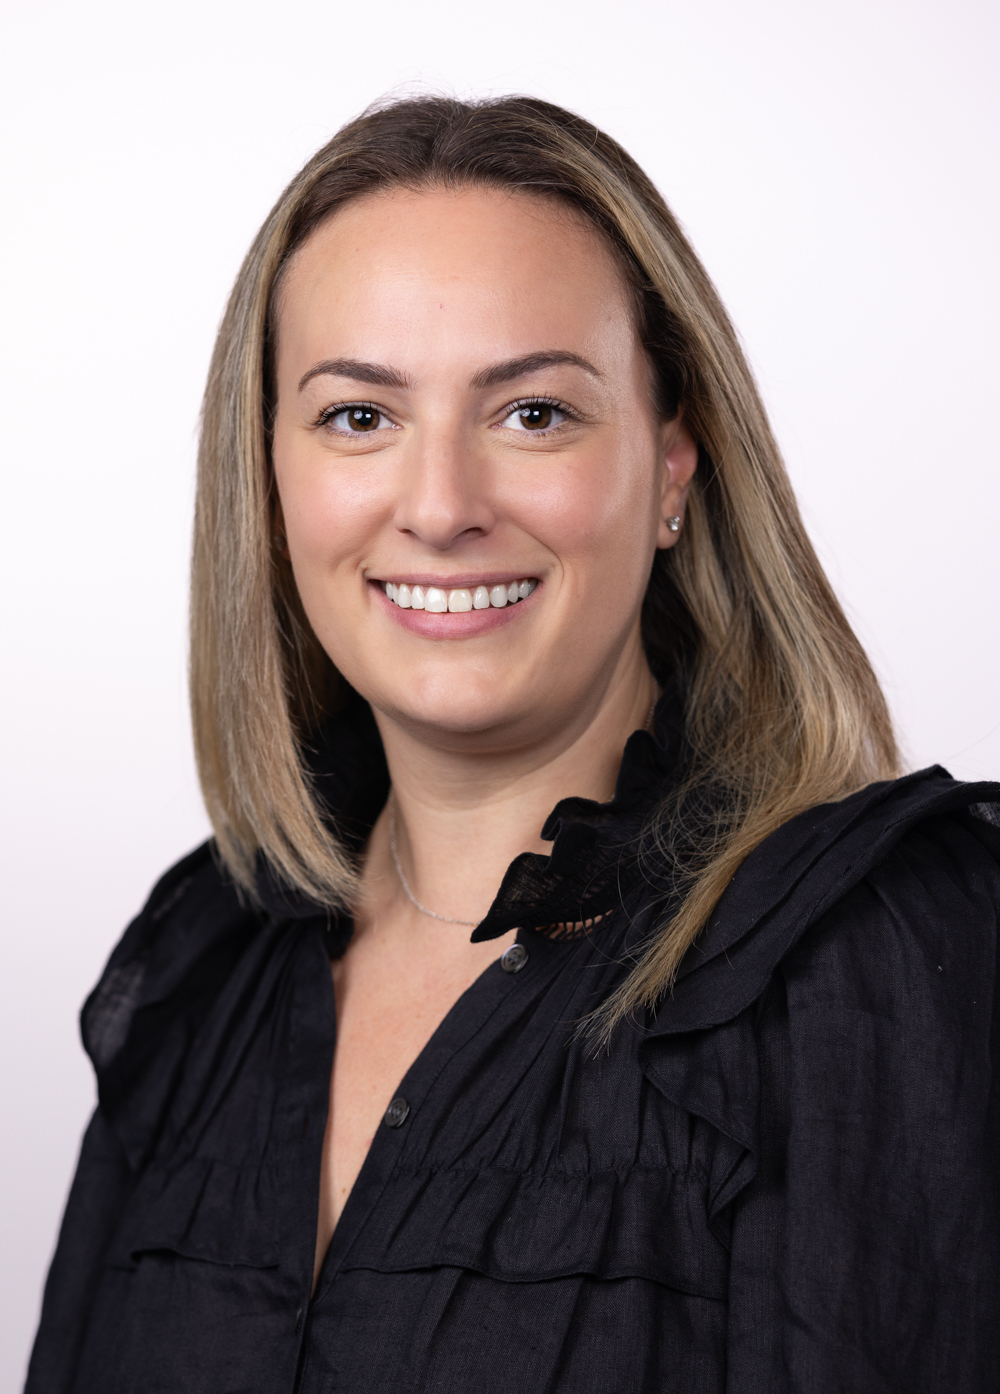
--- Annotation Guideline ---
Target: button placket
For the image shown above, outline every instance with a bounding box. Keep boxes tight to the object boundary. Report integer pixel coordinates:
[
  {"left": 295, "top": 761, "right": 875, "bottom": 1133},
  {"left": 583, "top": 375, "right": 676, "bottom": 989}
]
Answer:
[{"left": 314, "top": 929, "right": 556, "bottom": 1304}]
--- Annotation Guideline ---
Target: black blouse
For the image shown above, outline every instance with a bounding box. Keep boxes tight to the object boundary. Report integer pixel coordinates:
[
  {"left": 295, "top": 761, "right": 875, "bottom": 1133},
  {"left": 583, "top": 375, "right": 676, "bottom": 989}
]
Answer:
[{"left": 26, "top": 694, "right": 1000, "bottom": 1392}]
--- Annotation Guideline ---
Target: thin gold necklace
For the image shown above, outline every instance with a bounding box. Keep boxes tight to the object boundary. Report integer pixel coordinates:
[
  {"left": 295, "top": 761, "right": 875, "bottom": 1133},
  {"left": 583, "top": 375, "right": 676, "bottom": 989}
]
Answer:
[{"left": 388, "top": 796, "right": 479, "bottom": 926}]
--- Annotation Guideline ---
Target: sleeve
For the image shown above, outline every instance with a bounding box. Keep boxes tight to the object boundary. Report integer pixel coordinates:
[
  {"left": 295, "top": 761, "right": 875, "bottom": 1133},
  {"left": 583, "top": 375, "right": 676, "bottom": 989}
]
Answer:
[
  {"left": 729, "top": 811, "right": 1000, "bottom": 1391},
  {"left": 24, "top": 1108, "right": 134, "bottom": 1394},
  {"left": 24, "top": 839, "right": 247, "bottom": 1392}
]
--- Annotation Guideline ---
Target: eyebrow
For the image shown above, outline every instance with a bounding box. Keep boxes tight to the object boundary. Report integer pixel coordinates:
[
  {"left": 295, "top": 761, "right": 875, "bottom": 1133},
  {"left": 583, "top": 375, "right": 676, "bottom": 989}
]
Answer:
[
  {"left": 298, "top": 358, "right": 411, "bottom": 392},
  {"left": 298, "top": 349, "right": 601, "bottom": 395},
  {"left": 469, "top": 351, "right": 603, "bottom": 390}
]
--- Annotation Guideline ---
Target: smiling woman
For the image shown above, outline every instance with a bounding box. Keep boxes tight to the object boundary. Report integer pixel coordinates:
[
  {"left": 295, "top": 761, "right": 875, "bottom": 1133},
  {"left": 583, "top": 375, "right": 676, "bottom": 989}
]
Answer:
[{"left": 27, "top": 97, "right": 1000, "bottom": 1394}]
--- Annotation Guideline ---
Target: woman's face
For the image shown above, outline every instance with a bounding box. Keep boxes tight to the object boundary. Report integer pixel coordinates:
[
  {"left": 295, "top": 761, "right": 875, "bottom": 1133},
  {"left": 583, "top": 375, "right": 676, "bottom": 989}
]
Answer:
[{"left": 272, "top": 187, "right": 696, "bottom": 748}]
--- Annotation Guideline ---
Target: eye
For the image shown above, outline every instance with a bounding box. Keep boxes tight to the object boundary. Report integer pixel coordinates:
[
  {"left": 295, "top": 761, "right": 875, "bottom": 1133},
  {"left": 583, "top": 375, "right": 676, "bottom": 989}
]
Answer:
[
  {"left": 499, "top": 400, "right": 570, "bottom": 433},
  {"left": 320, "top": 403, "right": 397, "bottom": 434}
]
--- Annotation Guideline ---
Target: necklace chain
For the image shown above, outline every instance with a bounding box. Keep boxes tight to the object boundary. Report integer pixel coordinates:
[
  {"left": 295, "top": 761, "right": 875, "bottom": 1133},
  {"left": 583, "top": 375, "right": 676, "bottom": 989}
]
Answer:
[
  {"left": 387, "top": 687, "right": 659, "bottom": 927},
  {"left": 388, "top": 798, "right": 480, "bottom": 925}
]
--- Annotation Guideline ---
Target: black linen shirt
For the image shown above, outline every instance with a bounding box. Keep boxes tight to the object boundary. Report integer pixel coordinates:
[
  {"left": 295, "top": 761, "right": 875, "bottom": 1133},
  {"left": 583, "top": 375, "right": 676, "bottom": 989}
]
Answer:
[{"left": 26, "top": 698, "right": 1000, "bottom": 1392}]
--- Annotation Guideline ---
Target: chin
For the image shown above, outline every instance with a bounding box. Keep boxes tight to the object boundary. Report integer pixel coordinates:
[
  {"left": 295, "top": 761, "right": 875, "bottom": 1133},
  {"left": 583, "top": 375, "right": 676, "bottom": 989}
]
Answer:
[
  {"left": 361, "top": 669, "right": 524, "bottom": 736},
  {"left": 386, "top": 694, "right": 516, "bottom": 737}
]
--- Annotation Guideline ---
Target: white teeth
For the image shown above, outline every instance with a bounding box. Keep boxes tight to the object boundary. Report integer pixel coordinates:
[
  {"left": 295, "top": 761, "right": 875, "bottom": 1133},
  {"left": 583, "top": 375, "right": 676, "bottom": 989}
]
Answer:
[{"left": 384, "top": 579, "right": 537, "bottom": 612}]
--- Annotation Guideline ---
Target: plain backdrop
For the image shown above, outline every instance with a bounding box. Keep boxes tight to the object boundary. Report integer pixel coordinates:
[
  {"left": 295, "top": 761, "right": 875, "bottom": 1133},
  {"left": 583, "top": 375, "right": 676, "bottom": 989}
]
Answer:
[{"left": 2, "top": 0, "right": 997, "bottom": 1385}]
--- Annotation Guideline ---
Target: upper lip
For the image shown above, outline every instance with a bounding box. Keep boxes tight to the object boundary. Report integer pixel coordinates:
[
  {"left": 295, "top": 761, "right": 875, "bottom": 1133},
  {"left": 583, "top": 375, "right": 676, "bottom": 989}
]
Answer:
[{"left": 370, "top": 573, "right": 539, "bottom": 588}]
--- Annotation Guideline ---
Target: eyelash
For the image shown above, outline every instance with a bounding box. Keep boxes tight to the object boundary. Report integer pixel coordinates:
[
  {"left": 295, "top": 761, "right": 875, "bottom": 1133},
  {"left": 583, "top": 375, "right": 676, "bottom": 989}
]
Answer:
[
  {"left": 497, "top": 397, "right": 577, "bottom": 433},
  {"left": 313, "top": 401, "right": 386, "bottom": 431},
  {"left": 311, "top": 395, "right": 579, "bottom": 435}
]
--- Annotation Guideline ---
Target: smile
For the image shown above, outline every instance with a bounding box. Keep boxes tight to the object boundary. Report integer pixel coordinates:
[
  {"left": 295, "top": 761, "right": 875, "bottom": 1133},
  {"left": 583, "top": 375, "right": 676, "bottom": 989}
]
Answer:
[{"left": 382, "top": 579, "right": 538, "bottom": 612}]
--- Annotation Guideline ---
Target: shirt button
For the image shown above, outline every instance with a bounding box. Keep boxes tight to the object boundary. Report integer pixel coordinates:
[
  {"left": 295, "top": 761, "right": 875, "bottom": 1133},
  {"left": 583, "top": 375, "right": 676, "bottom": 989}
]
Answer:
[
  {"left": 383, "top": 1096, "right": 410, "bottom": 1128},
  {"left": 500, "top": 942, "right": 529, "bottom": 973}
]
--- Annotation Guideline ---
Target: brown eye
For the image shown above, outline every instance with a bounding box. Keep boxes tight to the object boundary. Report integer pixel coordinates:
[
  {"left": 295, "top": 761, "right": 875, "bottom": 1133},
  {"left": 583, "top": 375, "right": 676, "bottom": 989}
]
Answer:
[
  {"left": 500, "top": 401, "right": 568, "bottom": 434},
  {"left": 346, "top": 407, "right": 381, "bottom": 431},
  {"left": 323, "top": 404, "right": 396, "bottom": 436},
  {"left": 518, "top": 404, "right": 553, "bottom": 430}
]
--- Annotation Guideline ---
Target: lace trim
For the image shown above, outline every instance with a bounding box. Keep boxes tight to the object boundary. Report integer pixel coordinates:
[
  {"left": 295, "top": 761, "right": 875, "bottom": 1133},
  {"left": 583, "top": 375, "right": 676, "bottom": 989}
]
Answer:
[{"left": 533, "top": 909, "right": 616, "bottom": 942}]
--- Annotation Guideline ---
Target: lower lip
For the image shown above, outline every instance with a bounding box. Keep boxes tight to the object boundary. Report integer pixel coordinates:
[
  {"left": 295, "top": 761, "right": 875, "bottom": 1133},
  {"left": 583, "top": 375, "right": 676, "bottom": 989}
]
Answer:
[{"left": 371, "top": 582, "right": 538, "bottom": 637}]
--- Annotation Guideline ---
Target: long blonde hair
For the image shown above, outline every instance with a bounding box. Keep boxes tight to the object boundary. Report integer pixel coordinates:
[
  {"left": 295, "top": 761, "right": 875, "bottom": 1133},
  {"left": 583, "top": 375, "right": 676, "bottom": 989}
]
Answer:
[{"left": 191, "top": 96, "right": 898, "bottom": 1030}]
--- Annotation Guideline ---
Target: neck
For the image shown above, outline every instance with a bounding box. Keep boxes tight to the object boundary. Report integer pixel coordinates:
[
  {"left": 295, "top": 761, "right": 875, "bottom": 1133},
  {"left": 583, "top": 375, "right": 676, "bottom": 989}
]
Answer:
[{"left": 362, "top": 637, "right": 658, "bottom": 927}]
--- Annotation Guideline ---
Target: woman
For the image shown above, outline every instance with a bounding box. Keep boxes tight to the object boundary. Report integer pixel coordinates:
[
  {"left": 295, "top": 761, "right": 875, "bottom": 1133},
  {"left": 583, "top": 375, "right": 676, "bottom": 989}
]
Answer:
[{"left": 27, "top": 96, "right": 1000, "bottom": 1392}]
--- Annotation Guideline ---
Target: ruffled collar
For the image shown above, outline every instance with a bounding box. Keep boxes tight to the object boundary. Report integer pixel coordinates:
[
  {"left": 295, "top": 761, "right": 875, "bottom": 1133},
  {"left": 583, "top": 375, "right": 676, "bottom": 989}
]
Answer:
[
  {"left": 254, "top": 686, "right": 1000, "bottom": 1028},
  {"left": 255, "top": 685, "right": 689, "bottom": 943}
]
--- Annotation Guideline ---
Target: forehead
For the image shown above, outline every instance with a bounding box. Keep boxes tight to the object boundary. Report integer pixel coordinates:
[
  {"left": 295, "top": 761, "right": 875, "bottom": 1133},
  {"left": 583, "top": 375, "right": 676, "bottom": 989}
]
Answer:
[{"left": 275, "top": 186, "right": 637, "bottom": 372}]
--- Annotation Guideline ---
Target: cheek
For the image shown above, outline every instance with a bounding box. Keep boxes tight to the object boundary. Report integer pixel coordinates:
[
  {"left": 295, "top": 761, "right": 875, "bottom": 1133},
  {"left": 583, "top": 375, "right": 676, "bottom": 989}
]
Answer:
[
  {"left": 510, "top": 440, "right": 660, "bottom": 580},
  {"left": 274, "top": 443, "right": 389, "bottom": 575}
]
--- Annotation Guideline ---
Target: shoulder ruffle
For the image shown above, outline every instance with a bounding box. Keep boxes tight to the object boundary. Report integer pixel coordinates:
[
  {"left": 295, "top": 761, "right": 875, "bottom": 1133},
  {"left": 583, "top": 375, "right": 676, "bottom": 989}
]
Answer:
[
  {"left": 81, "top": 842, "right": 283, "bottom": 1167},
  {"left": 650, "top": 767, "right": 1000, "bottom": 1037},
  {"left": 639, "top": 771, "right": 1000, "bottom": 1252}
]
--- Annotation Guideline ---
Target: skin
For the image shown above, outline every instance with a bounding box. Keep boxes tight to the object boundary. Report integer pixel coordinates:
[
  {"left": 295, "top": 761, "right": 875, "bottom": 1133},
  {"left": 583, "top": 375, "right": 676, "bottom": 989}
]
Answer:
[{"left": 270, "top": 186, "right": 697, "bottom": 1285}]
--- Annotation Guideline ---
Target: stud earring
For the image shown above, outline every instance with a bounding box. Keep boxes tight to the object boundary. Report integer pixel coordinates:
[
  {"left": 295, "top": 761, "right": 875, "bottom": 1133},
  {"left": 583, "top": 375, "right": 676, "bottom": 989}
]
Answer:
[{"left": 666, "top": 516, "right": 681, "bottom": 532}]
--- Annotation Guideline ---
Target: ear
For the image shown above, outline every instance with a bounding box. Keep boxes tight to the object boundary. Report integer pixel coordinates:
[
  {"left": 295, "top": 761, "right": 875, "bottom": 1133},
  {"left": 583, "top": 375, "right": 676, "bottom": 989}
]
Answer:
[{"left": 656, "top": 413, "right": 698, "bottom": 550}]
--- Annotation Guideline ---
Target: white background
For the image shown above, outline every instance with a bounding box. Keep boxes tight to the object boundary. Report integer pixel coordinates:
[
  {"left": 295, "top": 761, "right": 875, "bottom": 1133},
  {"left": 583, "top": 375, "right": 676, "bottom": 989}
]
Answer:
[{"left": 1, "top": 0, "right": 997, "bottom": 1385}]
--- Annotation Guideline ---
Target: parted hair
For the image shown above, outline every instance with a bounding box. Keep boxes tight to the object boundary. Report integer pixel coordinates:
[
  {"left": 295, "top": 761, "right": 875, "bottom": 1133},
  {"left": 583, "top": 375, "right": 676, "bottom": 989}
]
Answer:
[{"left": 191, "top": 94, "right": 898, "bottom": 1034}]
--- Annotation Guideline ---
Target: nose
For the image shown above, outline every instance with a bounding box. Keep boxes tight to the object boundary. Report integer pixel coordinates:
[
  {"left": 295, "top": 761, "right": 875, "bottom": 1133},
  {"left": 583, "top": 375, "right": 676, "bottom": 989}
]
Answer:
[{"left": 392, "top": 423, "right": 496, "bottom": 551}]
